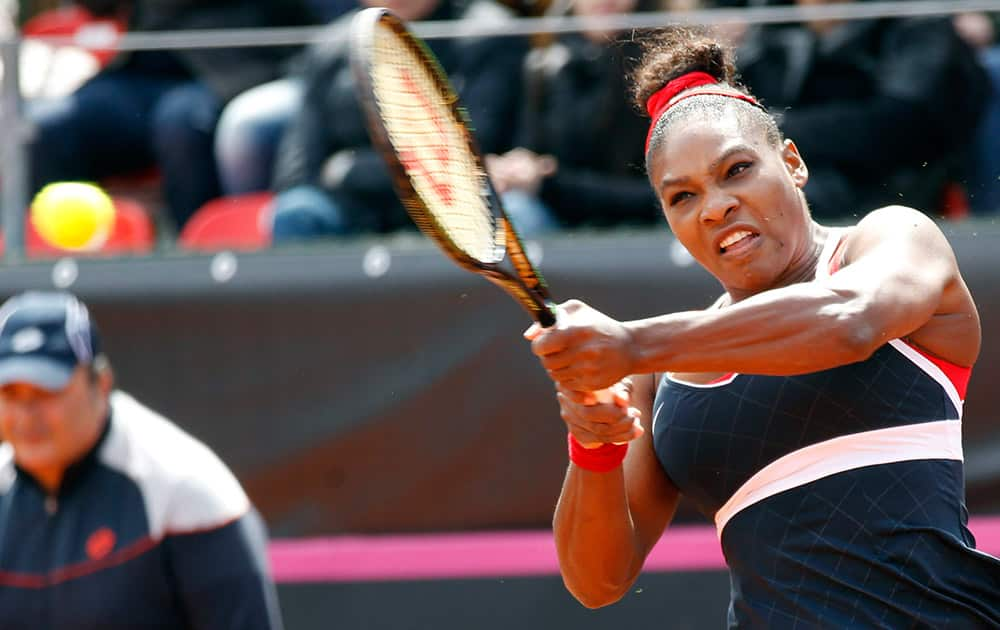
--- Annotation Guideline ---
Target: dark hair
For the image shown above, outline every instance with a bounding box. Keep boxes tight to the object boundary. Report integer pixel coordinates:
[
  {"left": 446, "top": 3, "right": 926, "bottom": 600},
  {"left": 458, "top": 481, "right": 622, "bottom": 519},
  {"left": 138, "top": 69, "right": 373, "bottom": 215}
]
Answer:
[{"left": 632, "top": 27, "right": 782, "bottom": 157}]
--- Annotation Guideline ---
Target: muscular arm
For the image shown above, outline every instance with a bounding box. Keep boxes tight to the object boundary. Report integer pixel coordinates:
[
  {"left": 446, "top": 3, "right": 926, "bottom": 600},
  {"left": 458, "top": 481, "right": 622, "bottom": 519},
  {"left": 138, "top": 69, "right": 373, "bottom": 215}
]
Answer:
[
  {"left": 629, "top": 207, "right": 975, "bottom": 376},
  {"left": 553, "top": 373, "right": 680, "bottom": 608},
  {"left": 534, "top": 207, "right": 978, "bottom": 391}
]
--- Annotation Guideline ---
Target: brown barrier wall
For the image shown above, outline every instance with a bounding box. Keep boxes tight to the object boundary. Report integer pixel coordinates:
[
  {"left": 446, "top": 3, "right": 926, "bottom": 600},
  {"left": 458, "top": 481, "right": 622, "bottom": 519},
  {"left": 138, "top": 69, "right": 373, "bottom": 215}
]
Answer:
[{"left": 2, "top": 224, "right": 997, "bottom": 537}]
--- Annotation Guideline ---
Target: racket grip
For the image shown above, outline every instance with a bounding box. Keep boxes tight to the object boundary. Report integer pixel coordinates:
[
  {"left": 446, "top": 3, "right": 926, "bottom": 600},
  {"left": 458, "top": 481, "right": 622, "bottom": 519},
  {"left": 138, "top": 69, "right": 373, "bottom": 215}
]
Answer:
[{"left": 580, "top": 388, "right": 628, "bottom": 450}]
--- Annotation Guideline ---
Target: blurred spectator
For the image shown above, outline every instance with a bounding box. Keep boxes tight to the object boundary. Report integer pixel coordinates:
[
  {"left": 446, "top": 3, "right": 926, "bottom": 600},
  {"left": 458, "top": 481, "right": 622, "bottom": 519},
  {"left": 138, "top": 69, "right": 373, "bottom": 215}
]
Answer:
[
  {"left": 954, "top": 11, "right": 1000, "bottom": 214},
  {"left": 736, "top": 0, "right": 989, "bottom": 221},
  {"left": 304, "top": 0, "right": 360, "bottom": 22},
  {"left": 0, "top": 291, "right": 282, "bottom": 630},
  {"left": 270, "top": 0, "right": 525, "bottom": 242},
  {"left": 214, "top": 0, "right": 359, "bottom": 197},
  {"left": 27, "top": 0, "right": 315, "bottom": 231},
  {"left": 484, "top": 0, "right": 661, "bottom": 233}
]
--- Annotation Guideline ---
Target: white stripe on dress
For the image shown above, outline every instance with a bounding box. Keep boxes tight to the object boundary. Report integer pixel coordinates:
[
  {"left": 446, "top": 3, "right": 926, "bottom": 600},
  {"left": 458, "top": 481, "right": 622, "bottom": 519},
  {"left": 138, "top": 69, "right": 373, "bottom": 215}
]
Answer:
[
  {"left": 887, "top": 339, "right": 964, "bottom": 413},
  {"left": 814, "top": 227, "right": 849, "bottom": 280},
  {"left": 713, "top": 420, "right": 963, "bottom": 538},
  {"left": 813, "top": 228, "right": 964, "bottom": 411},
  {"left": 664, "top": 373, "right": 739, "bottom": 388}
]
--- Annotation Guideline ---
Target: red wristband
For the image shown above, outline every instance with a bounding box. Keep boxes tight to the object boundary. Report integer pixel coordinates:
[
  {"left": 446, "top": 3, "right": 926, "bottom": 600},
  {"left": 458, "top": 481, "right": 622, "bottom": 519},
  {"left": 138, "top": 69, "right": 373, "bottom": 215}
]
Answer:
[{"left": 568, "top": 434, "right": 628, "bottom": 473}]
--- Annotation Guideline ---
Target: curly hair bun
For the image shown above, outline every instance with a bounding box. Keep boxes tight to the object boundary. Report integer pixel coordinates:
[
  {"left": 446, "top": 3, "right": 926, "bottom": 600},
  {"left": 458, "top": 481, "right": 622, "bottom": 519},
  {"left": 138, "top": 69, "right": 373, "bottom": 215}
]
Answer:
[{"left": 632, "top": 26, "right": 738, "bottom": 115}]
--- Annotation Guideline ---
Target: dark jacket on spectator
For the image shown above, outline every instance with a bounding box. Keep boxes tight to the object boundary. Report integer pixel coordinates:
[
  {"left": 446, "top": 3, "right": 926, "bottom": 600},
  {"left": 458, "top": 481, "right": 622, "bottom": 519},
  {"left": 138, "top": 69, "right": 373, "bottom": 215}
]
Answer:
[
  {"left": 520, "top": 35, "right": 660, "bottom": 227},
  {"left": 273, "top": 0, "right": 525, "bottom": 233},
  {"left": 77, "top": 0, "right": 316, "bottom": 102},
  {"left": 737, "top": 17, "right": 988, "bottom": 219}
]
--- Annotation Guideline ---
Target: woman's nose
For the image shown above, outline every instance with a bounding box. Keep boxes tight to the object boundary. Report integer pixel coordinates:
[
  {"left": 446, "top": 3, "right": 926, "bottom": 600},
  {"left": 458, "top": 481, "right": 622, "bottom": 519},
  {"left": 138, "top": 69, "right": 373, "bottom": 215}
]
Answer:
[{"left": 699, "top": 190, "right": 738, "bottom": 224}]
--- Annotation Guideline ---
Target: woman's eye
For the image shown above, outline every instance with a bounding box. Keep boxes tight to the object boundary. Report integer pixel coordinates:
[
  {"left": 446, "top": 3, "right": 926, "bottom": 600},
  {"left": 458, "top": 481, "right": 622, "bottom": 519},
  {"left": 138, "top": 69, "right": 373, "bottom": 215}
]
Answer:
[
  {"left": 727, "top": 162, "right": 752, "bottom": 178},
  {"left": 670, "top": 191, "right": 693, "bottom": 206}
]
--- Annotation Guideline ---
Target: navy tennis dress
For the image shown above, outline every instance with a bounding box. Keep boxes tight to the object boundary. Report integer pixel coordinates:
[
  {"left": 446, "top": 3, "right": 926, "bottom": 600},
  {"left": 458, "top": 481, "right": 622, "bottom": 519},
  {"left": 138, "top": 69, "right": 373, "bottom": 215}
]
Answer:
[{"left": 652, "top": 232, "right": 1000, "bottom": 628}]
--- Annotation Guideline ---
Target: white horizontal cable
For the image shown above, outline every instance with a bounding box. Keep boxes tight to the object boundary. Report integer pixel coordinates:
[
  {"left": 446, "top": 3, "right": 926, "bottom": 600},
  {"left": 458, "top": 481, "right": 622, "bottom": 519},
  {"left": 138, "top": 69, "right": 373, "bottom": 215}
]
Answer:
[{"left": 11, "top": 0, "right": 1000, "bottom": 51}]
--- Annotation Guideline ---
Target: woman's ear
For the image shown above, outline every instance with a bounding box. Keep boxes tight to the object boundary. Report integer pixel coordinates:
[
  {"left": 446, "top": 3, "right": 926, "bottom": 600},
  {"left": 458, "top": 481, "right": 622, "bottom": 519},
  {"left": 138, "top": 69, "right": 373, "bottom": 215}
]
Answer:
[{"left": 782, "top": 139, "right": 809, "bottom": 189}]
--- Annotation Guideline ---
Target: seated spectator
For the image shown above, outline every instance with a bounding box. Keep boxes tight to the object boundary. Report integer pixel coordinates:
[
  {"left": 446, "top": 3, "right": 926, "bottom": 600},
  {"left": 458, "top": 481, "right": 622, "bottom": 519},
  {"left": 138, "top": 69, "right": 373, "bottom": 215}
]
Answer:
[
  {"left": 484, "top": 0, "right": 661, "bottom": 234},
  {"left": 214, "top": 0, "right": 359, "bottom": 197},
  {"left": 735, "top": 0, "right": 989, "bottom": 221},
  {"left": 269, "top": 0, "right": 525, "bottom": 242},
  {"left": 27, "top": 0, "right": 315, "bottom": 231},
  {"left": 954, "top": 11, "right": 1000, "bottom": 214}
]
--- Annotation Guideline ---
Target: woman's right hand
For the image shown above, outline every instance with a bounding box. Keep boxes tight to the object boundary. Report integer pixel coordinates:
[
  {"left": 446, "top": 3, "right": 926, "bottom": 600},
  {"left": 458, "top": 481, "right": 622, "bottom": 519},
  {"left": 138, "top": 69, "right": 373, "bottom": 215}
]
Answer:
[{"left": 556, "top": 379, "right": 644, "bottom": 447}]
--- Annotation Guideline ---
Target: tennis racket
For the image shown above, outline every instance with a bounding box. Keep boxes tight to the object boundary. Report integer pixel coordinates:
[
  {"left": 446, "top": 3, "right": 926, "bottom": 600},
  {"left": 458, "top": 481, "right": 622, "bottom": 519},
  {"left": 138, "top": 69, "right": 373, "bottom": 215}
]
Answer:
[
  {"left": 350, "top": 6, "right": 555, "bottom": 326},
  {"left": 350, "top": 8, "right": 623, "bottom": 444}
]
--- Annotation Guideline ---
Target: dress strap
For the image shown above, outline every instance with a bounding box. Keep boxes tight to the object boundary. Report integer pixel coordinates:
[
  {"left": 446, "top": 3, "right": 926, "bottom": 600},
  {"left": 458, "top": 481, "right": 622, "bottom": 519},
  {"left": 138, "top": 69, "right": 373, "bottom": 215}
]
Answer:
[{"left": 815, "top": 227, "right": 849, "bottom": 279}]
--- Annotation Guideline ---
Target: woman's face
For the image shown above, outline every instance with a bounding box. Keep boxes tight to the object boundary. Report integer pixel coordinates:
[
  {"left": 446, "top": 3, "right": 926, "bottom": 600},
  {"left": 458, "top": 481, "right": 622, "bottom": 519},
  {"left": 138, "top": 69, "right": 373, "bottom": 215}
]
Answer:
[{"left": 648, "top": 111, "right": 813, "bottom": 298}]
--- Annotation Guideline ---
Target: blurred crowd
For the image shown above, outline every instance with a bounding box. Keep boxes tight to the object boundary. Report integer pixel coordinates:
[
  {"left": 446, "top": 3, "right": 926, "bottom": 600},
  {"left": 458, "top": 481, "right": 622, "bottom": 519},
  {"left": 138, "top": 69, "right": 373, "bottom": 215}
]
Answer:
[{"left": 13, "top": 0, "right": 1000, "bottom": 251}]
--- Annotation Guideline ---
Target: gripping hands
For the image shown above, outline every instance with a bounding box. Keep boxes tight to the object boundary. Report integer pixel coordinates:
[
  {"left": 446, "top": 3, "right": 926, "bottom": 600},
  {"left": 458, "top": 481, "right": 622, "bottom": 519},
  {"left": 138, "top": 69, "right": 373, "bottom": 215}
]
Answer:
[{"left": 525, "top": 300, "right": 643, "bottom": 448}]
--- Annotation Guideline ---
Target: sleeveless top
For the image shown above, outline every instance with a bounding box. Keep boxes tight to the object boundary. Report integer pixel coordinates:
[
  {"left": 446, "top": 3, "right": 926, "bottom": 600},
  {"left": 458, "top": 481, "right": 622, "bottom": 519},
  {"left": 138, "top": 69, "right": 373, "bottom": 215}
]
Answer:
[{"left": 652, "top": 230, "right": 1000, "bottom": 628}]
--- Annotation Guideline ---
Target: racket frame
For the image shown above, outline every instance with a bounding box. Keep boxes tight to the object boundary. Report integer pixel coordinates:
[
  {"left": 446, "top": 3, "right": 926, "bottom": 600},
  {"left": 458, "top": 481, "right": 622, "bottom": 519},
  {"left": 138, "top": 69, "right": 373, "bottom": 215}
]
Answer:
[{"left": 350, "top": 7, "right": 557, "bottom": 327}]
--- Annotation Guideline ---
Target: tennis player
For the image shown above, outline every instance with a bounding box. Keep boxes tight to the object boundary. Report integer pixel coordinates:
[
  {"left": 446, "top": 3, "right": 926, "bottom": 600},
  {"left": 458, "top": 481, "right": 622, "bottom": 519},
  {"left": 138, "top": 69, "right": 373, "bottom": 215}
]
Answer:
[{"left": 527, "top": 27, "right": 1000, "bottom": 627}]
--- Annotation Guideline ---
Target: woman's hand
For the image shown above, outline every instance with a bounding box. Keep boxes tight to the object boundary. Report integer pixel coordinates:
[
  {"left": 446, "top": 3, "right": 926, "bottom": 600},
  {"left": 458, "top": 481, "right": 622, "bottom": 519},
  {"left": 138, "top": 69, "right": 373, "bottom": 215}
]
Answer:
[
  {"left": 557, "top": 379, "right": 644, "bottom": 447},
  {"left": 525, "top": 300, "right": 637, "bottom": 392}
]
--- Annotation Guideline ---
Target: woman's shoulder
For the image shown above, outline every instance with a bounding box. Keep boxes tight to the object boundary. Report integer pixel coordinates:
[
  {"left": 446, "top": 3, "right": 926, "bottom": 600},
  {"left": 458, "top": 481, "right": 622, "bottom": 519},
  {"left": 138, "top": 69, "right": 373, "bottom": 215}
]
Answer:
[
  {"left": 844, "top": 205, "right": 945, "bottom": 247},
  {"left": 856, "top": 204, "right": 927, "bottom": 224}
]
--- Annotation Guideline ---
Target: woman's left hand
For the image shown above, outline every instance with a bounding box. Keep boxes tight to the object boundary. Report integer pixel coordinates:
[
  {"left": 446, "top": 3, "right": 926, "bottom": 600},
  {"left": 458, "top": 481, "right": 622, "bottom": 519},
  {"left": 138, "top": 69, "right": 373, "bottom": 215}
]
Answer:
[{"left": 525, "top": 300, "right": 637, "bottom": 392}]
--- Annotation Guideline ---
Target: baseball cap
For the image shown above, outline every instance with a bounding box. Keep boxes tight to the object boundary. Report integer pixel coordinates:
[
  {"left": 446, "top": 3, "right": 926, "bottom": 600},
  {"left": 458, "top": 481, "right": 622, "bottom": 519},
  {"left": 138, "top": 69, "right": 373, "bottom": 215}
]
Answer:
[{"left": 0, "top": 291, "right": 101, "bottom": 390}]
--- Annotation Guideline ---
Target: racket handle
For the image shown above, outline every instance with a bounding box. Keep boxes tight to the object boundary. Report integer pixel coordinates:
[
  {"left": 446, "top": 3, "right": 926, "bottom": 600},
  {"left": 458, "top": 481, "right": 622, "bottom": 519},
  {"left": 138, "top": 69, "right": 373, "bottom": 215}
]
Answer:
[{"left": 580, "top": 388, "right": 628, "bottom": 450}]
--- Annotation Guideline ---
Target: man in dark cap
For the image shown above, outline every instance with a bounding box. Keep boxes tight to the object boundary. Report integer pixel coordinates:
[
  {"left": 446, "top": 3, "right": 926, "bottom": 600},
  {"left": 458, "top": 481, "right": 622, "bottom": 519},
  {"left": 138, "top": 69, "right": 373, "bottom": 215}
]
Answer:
[{"left": 0, "top": 291, "right": 282, "bottom": 630}]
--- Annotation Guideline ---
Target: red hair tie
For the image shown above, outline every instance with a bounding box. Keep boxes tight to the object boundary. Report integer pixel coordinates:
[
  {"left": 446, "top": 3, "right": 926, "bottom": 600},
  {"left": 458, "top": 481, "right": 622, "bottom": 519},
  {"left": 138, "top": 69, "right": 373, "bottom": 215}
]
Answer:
[{"left": 644, "top": 71, "right": 763, "bottom": 153}]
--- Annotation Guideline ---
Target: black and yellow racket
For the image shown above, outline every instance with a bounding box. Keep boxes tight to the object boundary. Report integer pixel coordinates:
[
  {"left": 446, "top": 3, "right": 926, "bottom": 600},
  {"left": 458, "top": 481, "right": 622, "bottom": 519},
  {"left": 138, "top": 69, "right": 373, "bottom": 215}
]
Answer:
[
  {"left": 351, "top": 8, "right": 622, "bottom": 444},
  {"left": 350, "top": 7, "right": 557, "bottom": 327}
]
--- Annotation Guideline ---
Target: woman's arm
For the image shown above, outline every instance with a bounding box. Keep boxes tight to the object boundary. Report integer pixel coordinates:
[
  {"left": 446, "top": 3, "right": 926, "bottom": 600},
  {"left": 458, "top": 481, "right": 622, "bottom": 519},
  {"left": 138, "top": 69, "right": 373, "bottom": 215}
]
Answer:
[
  {"left": 552, "top": 374, "right": 680, "bottom": 608},
  {"left": 533, "top": 206, "right": 978, "bottom": 391}
]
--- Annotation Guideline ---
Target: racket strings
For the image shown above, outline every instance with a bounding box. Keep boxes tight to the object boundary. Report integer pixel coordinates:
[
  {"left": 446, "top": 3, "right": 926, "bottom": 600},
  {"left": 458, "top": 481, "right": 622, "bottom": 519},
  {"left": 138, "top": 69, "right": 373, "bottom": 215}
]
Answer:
[{"left": 370, "top": 25, "right": 502, "bottom": 263}]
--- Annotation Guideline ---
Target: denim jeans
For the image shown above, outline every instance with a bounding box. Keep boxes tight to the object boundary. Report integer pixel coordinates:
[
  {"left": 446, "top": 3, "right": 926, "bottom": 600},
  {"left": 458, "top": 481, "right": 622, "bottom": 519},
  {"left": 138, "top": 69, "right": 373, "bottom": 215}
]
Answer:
[
  {"left": 271, "top": 185, "right": 352, "bottom": 242},
  {"left": 27, "top": 69, "right": 222, "bottom": 229},
  {"left": 214, "top": 78, "right": 303, "bottom": 195}
]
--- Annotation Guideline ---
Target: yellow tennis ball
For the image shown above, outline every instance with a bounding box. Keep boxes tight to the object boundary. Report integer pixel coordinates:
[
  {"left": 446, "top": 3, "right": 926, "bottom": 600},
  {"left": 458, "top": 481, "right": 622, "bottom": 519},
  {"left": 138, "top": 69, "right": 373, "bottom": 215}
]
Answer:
[{"left": 31, "top": 182, "right": 115, "bottom": 251}]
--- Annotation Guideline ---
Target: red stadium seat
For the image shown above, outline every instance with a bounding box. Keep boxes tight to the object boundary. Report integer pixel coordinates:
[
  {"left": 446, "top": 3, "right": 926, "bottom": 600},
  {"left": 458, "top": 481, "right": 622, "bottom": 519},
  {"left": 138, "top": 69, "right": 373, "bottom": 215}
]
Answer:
[
  {"left": 25, "top": 196, "right": 156, "bottom": 257},
  {"left": 178, "top": 192, "right": 275, "bottom": 252},
  {"left": 21, "top": 6, "right": 124, "bottom": 67},
  {"left": 0, "top": 197, "right": 157, "bottom": 259}
]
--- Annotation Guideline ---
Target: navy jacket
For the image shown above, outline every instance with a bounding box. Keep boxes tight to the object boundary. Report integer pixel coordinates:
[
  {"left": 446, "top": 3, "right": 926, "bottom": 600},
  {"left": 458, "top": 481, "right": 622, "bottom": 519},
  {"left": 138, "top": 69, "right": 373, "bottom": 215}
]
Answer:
[
  {"left": 518, "top": 35, "right": 660, "bottom": 227},
  {"left": 0, "top": 391, "right": 282, "bottom": 630}
]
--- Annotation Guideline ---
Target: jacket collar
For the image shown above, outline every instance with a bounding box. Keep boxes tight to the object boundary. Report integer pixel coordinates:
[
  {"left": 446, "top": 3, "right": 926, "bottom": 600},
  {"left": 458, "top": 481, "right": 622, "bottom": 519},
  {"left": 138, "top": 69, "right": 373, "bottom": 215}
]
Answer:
[{"left": 14, "top": 409, "right": 114, "bottom": 498}]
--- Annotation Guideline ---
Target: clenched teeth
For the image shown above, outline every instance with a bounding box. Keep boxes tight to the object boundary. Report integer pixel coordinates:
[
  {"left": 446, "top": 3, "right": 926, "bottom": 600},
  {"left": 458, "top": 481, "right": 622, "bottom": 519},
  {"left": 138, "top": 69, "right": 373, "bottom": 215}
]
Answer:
[{"left": 720, "top": 230, "right": 754, "bottom": 249}]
